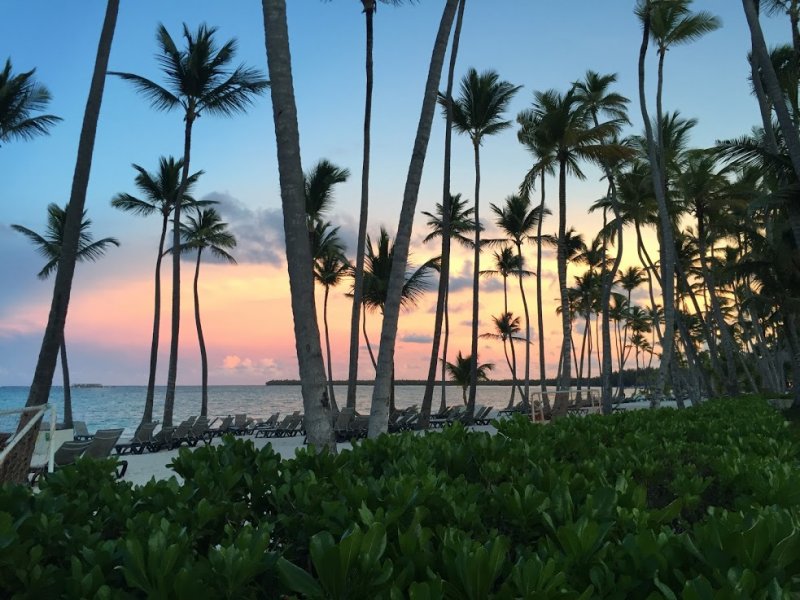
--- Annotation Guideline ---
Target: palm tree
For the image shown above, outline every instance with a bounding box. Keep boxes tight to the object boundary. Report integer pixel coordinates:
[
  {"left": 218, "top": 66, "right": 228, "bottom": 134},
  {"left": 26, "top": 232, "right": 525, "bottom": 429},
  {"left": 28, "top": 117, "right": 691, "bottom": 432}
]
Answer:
[
  {"left": 573, "top": 70, "right": 631, "bottom": 414},
  {"left": 110, "top": 23, "right": 268, "bottom": 427},
  {"left": 262, "top": 0, "right": 337, "bottom": 448},
  {"left": 305, "top": 159, "right": 350, "bottom": 224},
  {"left": 13, "top": 203, "right": 119, "bottom": 428},
  {"left": 518, "top": 114, "right": 556, "bottom": 403},
  {"left": 743, "top": 0, "right": 800, "bottom": 185},
  {"left": 419, "top": 0, "right": 467, "bottom": 430},
  {"left": 445, "top": 351, "right": 493, "bottom": 406},
  {"left": 445, "top": 67, "right": 520, "bottom": 419},
  {"left": 368, "top": 0, "right": 459, "bottom": 438},
  {"left": 20, "top": 0, "right": 120, "bottom": 488},
  {"left": 179, "top": 208, "right": 236, "bottom": 418},
  {"left": 360, "top": 227, "right": 438, "bottom": 409},
  {"left": 480, "top": 249, "right": 526, "bottom": 402},
  {"left": 489, "top": 194, "right": 545, "bottom": 407},
  {"left": 421, "top": 190, "right": 475, "bottom": 420},
  {"left": 314, "top": 244, "right": 351, "bottom": 413},
  {"left": 111, "top": 157, "right": 203, "bottom": 424},
  {"left": 518, "top": 88, "right": 625, "bottom": 414},
  {"left": 480, "top": 312, "right": 524, "bottom": 408},
  {"left": 0, "top": 58, "right": 61, "bottom": 146},
  {"left": 635, "top": 0, "right": 719, "bottom": 406},
  {"left": 345, "top": 0, "right": 420, "bottom": 413},
  {"left": 677, "top": 151, "right": 741, "bottom": 394}
]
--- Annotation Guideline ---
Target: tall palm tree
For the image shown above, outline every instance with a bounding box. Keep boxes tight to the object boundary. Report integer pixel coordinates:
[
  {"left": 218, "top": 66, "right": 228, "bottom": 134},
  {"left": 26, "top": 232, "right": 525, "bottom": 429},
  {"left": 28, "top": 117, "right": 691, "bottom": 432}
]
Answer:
[
  {"left": 419, "top": 0, "right": 467, "bottom": 430},
  {"left": 360, "top": 227, "right": 438, "bottom": 409},
  {"left": 111, "top": 157, "right": 203, "bottom": 424},
  {"left": 20, "top": 0, "right": 120, "bottom": 488},
  {"left": 518, "top": 115, "right": 556, "bottom": 402},
  {"left": 480, "top": 249, "right": 527, "bottom": 403},
  {"left": 421, "top": 190, "right": 475, "bottom": 420},
  {"left": 262, "top": 0, "right": 335, "bottom": 449},
  {"left": 179, "top": 208, "right": 236, "bottom": 418},
  {"left": 13, "top": 203, "right": 119, "bottom": 428},
  {"left": 480, "top": 312, "right": 524, "bottom": 407},
  {"left": 110, "top": 23, "right": 268, "bottom": 427},
  {"left": 368, "top": 0, "right": 458, "bottom": 438},
  {"left": 0, "top": 58, "right": 61, "bottom": 146},
  {"left": 445, "top": 351, "right": 493, "bottom": 406},
  {"left": 314, "top": 243, "right": 351, "bottom": 412},
  {"left": 445, "top": 67, "right": 520, "bottom": 419},
  {"left": 573, "top": 70, "right": 631, "bottom": 414},
  {"left": 677, "top": 151, "right": 741, "bottom": 394},
  {"left": 635, "top": 0, "right": 719, "bottom": 406},
  {"left": 346, "top": 0, "right": 420, "bottom": 412},
  {"left": 489, "top": 194, "right": 545, "bottom": 407},
  {"left": 743, "top": 0, "right": 800, "bottom": 186},
  {"left": 518, "top": 88, "right": 625, "bottom": 414}
]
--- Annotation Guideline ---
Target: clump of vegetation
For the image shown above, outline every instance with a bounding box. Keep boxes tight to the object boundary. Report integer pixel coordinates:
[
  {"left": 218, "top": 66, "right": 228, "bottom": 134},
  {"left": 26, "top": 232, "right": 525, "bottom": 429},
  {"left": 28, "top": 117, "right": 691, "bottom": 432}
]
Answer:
[{"left": 1, "top": 399, "right": 799, "bottom": 597}]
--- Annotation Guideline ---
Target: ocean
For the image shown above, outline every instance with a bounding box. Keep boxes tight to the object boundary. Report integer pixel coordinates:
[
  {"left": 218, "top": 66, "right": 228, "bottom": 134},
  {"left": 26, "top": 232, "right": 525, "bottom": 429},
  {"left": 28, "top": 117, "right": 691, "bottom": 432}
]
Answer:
[{"left": 0, "top": 384, "right": 529, "bottom": 435}]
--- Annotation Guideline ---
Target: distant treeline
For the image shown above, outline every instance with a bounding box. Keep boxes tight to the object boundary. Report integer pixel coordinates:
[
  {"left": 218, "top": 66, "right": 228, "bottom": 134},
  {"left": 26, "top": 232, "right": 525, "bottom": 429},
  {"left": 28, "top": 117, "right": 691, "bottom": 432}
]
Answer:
[{"left": 266, "top": 368, "right": 657, "bottom": 388}]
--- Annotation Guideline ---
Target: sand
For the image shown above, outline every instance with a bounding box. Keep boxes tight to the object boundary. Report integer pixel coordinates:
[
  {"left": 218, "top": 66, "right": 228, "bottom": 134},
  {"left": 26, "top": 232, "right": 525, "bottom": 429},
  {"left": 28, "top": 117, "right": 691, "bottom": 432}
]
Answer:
[{"left": 120, "top": 426, "right": 497, "bottom": 486}]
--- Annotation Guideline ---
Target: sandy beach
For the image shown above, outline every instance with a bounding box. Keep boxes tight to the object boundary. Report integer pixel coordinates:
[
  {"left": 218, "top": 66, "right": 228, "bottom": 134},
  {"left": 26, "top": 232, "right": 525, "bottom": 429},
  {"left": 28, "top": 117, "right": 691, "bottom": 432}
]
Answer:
[{"left": 120, "top": 425, "right": 499, "bottom": 486}]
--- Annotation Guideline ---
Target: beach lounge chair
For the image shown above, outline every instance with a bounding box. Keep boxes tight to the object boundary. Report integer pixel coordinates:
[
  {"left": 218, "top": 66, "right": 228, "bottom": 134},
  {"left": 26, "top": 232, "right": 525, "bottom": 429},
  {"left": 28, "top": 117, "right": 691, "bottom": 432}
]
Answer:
[
  {"left": 145, "top": 426, "right": 175, "bottom": 452},
  {"left": 169, "top": 420, "right": 198, "bottom": 449},
  {"left": 115, "top": 422, "right": 158, "bottom": 455},
  {"left": 84, "top": 429, "right": 128, "bottom": 478},
  {"left": 253, "top": 413, "right": 280, "bottom": 437},
  {"left": 333, "top": 407, "right": 356, "bottom": 442},
  {"left": 473, "top": 405, "right": 494, "bottom": 426},
  {"left": 209, "top": 415, "right": 234, "bottom": 438},
  {"left": 429, "top": 406, "right": 455, "bottom": 429},
  {"left": 187, "top": 416, "right": 213, "bottom": 445},
  {"left": 28, "top": 440, "right": 92, "bottom": 486},
  {"left": 255, "top": 414, "right": 292, "bottom": 438},
  {"left": 264, "top": 414, "right": 301, "bottom": 438},
  {"left": 348, "top": 415, "right": 369, "bottom": 439},
  {"left": 73, "top": 421, "right": 93, "bottom": 441}
]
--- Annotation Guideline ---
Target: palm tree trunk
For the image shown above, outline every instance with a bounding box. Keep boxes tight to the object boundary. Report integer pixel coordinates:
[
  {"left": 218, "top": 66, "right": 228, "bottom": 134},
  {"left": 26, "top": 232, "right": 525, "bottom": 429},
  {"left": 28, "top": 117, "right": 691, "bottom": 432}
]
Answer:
[
  {"left": 638, "top": 8, "right": 676, "bottom": 408},
  {"left": 12, "top": 0, "right": 118, "bottom": 486},
  {"left": 440, "top": 287, "right": 450, "bottom": 414},
  {"left": 554, "top": 159, "right": 571, "bottom": 415},
  {"left": 744, "top": 0, "right": 800, "bottom": 197},
  {"left": 515, "top": 241, "right": 531, "bottom": 407},
  {"left": 363, "top": 310, "right": 377, "bottom": 370},
  {"left": 162, "top": 115, "right": 193, "bottom": 428},
  {"left": 60, "top": 339, "right": 72, "bottom": 428},
  {"left": 323, "top": 285, "right": 339, "bottom": 412},
  {"left": 675, "top": 259, "right": 724, "bottom": 393},
  {"left": 142, "top": 215, "right": 168, "bottom": 424},
  {"left": 262, "top": 0, "right": 335, "bottom": 449},
  {"left": 24, "top": 0, "right": 118, "bottom": 418},
  {"left": 466, "top": 139, "right": 481, "bottom": 421},
  {"left": 346, "top": 2, "right": 376, "bottom": 410},
  {"left": 420, "top": 0, "right": 465, "bottom": 429},
  {"left": 193, "top": 249, "right": 209, "bottom": 417},
  {"left": 536, "top": 170, "right": 550, "bottom": 410},
  {"left": 368, "top": 0, "right": 458, "bottom": 438},
  {"left": 696, "top": 224, "right": 739, "bottom": 395}
]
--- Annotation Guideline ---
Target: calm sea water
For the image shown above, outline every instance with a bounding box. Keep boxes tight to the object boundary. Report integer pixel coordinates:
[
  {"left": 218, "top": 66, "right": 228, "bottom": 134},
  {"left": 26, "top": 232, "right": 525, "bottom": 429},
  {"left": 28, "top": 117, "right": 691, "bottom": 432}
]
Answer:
[{"left": 0, "top": 384, "right": 527, "bottom": 436}]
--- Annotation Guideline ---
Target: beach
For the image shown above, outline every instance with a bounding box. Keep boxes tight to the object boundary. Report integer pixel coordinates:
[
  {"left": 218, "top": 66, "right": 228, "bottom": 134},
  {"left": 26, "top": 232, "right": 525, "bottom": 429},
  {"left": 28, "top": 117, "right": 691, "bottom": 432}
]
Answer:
[{"left": 118, "top": 424, "right": 498, "bottom": 486}]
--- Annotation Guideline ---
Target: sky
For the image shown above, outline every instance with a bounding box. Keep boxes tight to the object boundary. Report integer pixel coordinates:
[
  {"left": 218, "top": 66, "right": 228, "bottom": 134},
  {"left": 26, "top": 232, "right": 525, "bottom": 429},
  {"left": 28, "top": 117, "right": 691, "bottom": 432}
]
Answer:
[{"left": 0, "top": 1, "right": 790, "bottom": 386}]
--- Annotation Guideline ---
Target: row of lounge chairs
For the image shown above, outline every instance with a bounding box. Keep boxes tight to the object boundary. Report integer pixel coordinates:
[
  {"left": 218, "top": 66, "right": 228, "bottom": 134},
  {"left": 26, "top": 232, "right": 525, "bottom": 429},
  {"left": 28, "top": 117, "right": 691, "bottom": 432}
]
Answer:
[
  {"left": 74, "top": 414, "right": 271, "bottom": 456},
  {"left": 253, "top": 412, "right": 305, "bottom": 438},
  {"left": 29, "top": 428, "right": 128, "bottom": 486},
  {"left": 429, "top": 404, "right": 494, "bottom": 428}
]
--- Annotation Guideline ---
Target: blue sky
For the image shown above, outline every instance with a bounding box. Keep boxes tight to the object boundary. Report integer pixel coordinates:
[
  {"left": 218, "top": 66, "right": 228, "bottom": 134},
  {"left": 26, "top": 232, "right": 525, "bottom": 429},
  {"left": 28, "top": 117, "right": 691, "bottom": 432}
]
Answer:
[{"left": 0, "top": 1, "right": 790, "bottom": 385}]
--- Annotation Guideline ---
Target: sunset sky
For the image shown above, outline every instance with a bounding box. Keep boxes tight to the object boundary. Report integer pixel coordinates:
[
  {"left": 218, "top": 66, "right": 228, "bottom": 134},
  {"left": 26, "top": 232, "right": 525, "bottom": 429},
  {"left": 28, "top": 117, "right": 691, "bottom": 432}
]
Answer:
[{"left": 0, "top": 1, "right": 788, "bottom": 386}]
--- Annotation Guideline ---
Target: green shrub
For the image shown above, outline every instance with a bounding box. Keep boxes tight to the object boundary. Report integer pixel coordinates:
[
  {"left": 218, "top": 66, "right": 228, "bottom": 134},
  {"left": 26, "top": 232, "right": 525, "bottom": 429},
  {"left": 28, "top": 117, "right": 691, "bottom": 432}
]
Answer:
[{"left": 1, "top": 398, "right": 799, "bottom": 598}]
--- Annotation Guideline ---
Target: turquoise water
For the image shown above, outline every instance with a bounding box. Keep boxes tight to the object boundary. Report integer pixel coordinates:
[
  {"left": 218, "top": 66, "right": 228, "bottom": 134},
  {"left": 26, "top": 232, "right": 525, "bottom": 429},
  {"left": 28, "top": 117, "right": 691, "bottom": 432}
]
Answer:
[{"left": 0, "top": 384, "right": 519, "bottom": 435}]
